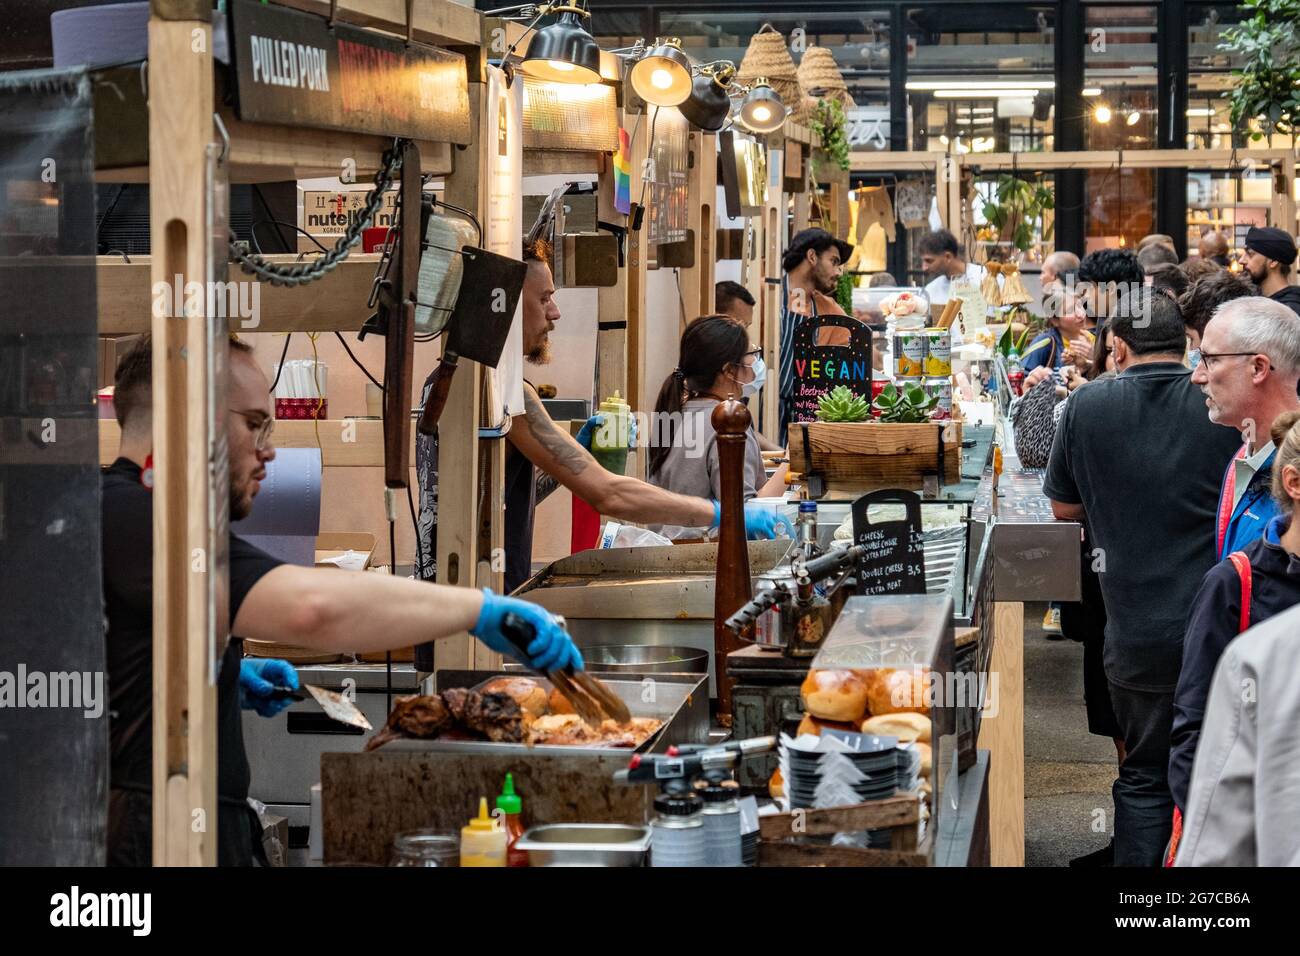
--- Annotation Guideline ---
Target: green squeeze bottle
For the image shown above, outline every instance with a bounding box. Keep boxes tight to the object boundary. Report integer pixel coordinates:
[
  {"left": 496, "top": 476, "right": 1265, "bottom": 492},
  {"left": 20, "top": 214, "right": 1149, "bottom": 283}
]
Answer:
[{"left": 590, "top": 391, "right": 631, "bottom": 476}]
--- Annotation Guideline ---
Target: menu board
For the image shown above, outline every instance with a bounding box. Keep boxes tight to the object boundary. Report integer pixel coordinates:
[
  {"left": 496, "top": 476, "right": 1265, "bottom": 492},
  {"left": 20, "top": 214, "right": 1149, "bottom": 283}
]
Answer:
[
  {"left": 851, "top": 489, "right": 926, "bottom": 596},
  {"left": 786, "top": 312, "right": 873, "bottom": 425}
]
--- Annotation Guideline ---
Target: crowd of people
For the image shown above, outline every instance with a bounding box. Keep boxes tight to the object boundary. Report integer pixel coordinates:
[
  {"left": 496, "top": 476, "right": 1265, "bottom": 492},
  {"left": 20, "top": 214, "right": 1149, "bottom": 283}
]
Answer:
[{"left": 1026, "top": 229, "right": 1300, "bottom": 867}]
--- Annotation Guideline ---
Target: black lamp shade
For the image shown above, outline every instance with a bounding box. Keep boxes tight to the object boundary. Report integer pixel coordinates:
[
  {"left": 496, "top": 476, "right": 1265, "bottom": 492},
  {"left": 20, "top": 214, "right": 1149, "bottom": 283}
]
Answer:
[
  {"left": 680, "top": 72, "right": 732, "bottom": 131},
  {"left": 739, "top": 82, "right": 786, "bottom": 134},
  {"left": 522, "top": 12, "right": 602, "bottom": 84}
]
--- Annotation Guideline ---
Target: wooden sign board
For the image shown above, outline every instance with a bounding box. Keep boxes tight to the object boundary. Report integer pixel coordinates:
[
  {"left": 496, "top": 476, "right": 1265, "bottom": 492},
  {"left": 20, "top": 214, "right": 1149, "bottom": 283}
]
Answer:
[{"left": 227, "top": 0, "right": 471, "bottom": 144}]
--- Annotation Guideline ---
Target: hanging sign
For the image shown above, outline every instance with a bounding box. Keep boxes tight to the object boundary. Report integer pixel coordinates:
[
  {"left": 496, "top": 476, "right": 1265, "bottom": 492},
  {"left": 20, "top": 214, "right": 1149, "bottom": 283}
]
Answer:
[
  {"left": 851, "top": 488, "right": 926, "bottom": 596},
  {"left": 227, "top": 0, "right": 471, "bottom": 144}
]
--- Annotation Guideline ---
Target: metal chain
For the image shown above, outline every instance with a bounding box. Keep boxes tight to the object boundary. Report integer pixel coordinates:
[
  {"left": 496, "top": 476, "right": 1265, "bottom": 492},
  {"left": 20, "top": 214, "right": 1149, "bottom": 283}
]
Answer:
[{"left": 229, "top": 139, "right": 408, "bottom": 287}]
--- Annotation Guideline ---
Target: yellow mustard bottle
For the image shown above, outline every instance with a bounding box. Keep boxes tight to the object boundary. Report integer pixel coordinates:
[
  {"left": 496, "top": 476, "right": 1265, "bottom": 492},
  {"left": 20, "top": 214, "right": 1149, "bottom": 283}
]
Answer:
[{"left": 460, "top": 796, "right": 507, "bottom": 867}]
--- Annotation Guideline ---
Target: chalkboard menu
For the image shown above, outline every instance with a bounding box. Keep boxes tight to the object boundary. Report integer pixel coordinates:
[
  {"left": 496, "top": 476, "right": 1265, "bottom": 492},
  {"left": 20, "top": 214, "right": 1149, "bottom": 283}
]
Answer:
[
  {"left": 786, "top": 311, "right": 873, "bottom": 425},
  {"left": 851, "top": 488, "right": 926, "bottom": 595}
]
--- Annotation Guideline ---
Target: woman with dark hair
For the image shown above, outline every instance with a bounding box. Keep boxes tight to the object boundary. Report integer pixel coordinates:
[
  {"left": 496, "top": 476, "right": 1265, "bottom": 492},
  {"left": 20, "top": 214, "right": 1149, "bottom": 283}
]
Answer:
[{"left": 648, "top": 316, "right": 789, "bottom": 516}]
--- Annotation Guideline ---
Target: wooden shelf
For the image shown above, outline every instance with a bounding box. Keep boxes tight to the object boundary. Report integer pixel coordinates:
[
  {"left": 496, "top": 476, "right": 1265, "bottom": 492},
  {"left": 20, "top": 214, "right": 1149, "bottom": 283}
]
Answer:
[
  {"left": 99, "top": 417, "right": 415, "bottom": 467},
  {"left": 96, "top": 254, "right": 382, "bottom": 334}
]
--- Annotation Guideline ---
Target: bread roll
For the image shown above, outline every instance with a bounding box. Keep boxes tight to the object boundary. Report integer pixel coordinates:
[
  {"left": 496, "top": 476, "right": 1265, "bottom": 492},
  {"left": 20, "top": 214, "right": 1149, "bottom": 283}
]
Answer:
[
  {"left": 860, "top": 712, "right": 931, "bottom": 743},
  {"left": 907, "top": 741, "right": 932, "bottom": 779},
  {"left": 800, "top": 669, "right": 869, "bottom": 723},
  {"left": 769, "top": 767, "right": 785, "bottom": 800},
  {"left": 547, "top": 686, "right": 575, "bottom": 715},
  {"left": 856, "top": 667, "right": 930, "bottom": 716},
  {"left": 797, "top": 714, "right": 859, "bottom": 738},
  {"left": 481, "top": 677, "right": 548, "bottom": 718}
]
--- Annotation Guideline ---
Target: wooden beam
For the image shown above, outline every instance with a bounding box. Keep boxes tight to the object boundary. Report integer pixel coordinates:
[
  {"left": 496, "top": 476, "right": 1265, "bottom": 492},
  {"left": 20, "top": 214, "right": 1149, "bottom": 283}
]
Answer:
[
  {"left": 272, "top": 0, "right": 481, "bottom": 47},
  {"left": 595, "top": 148, "right": 628, "bottom": 403},
  {"left": 625, "top": 106, "right": 650, "bottom": 479},
  {"left": 977, "top": 601, "right": 1025, "bottom": 867},
  {"left": 759, "top": 144, "right": 784, "bottom": 444},
  {"left": 148, "top": 13, "right": 217, "bottom": 867},
  {"left": 101, "top": 419, "right": 410, "bottom": 468},
  {"left": 523, "top": 149, "right": 605, "bottom": 177},
  {"left": 433, "top": 81, "right": 486, "bottom": 672},
  {"left": 96, "top": 255, "right": 381, "bottom": 334},
  {"left": 676, "top": 131, "right": 717, "bottom": 333}
]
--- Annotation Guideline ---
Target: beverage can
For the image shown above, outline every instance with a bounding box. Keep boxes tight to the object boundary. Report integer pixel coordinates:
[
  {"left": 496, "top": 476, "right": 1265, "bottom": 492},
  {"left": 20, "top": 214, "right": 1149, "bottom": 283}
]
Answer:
[
  {"left": 923, "top": 328, "right": 952, "bottom": 376},
  {"left": 893, "top": 332, "right": 926, "bottom": 378},
  {"left": 925, "top": 376, "right": 953, "bottom": 419}
]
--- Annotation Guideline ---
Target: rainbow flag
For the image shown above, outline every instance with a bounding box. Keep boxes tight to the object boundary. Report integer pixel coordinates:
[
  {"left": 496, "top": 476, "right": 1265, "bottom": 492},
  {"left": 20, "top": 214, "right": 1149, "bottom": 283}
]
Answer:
[{"left": 614, "top": 127, "right": 632, "bottom": 215}]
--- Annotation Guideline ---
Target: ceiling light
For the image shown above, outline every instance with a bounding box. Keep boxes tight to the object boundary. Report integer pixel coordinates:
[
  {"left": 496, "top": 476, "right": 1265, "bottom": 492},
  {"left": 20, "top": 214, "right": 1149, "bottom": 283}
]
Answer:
[
  {"left": 630, "top": 38, "right": 693, "bottom": 106},
  {"left": 1186, "top": 108, "right": 1217, "bottom": 117},
  {"left": 906, "top": 79, "right": 1054, "bottom": 91},
  {"left": 738, "top": 79, "right": 786, "bottom": 134},
  {"left": 1082, "top": 87, "right": 1102, "bottom": 97},
  {"left": 679, "top": 64, "right": 735, "bottom": 131},
  {"left": 1094, "top": 104, "right": 1112, "bottom": 123},
  {"left": 1125, "top": 108, "right": 1141, "bottom": 126},
  {"left": 933, "top": 89, "right": 1037, "bottom": 99}
]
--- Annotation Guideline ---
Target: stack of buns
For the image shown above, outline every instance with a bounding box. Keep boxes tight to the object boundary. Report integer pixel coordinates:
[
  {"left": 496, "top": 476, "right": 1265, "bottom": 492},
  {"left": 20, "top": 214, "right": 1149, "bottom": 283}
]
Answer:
[{"left": 797, "top": 667, "right": 933, "bottom": 779}]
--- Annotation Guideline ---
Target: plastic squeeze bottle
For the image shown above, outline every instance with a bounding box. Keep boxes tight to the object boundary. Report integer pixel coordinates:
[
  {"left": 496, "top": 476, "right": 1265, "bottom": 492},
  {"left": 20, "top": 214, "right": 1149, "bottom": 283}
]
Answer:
[
  {"left": 590, "top": 391, "right": 630, "bottom": 476},
  {"left": 460, "top": 796, "right": 507, "bottom": 867},
  {"left": 496, "top": 773, "right": 528, "bottom": 868}
]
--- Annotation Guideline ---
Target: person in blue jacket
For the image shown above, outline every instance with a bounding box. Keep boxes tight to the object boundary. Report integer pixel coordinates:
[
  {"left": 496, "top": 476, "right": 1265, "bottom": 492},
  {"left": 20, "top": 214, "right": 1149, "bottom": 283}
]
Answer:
[
  {"left": 1022, "top": 288, "right": 1095, "bottom": 376},
  {"left": 1189, "top": 297, "right": 1300, "bottom": 559},
  {"left": 1170, "top": 410, "right": 1300, "bottom": 812}
]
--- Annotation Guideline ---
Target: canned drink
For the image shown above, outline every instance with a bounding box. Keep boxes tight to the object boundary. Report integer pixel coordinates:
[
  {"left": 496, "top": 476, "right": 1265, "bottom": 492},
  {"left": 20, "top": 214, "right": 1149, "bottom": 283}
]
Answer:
[
  {"left": 752, "top": 570, "right": 792, "bottom": 649},
  {"left": 923, "top": 328, "right": 952, "bottom": 376},
  {"left": 893, "top": 332, "right": 926, "bottom": 378},
  {"left": 870, "top": 378, "right": 887, "bottom": 418},
  {"left": 925, "top": 376, "right": 953, "bottom": 419}
]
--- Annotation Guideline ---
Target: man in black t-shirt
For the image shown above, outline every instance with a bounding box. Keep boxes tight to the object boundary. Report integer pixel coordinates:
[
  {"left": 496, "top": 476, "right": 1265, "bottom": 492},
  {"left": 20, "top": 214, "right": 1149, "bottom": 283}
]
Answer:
[
  {"left": 1044, "top": 289, "right": 1243, "bottom": 866},
  {"left": 1239, "top": 226, "right": 1300, "bottom": 317},
  {"left": 104, "top": 337, "right": 584, "bottom": 866}
]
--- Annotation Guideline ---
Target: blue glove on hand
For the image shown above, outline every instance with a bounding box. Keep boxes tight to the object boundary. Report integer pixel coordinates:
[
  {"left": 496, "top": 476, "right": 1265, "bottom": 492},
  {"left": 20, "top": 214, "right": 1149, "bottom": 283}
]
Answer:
[
  {"left": 576, "top": 413, "right": 638, "bottom": 451},
  {"left": 710, "top": 499, "right": 793, "bottom": 540},
  {"left": 239, "top": 658, "right": 299, "bottom": 718},
  {"left": 471, "top": 589, "right": 585, "bottom": 672}
]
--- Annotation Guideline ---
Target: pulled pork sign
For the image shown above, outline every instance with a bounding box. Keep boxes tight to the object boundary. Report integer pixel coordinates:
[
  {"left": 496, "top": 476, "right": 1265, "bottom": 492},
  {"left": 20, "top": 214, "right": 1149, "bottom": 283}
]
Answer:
[{"left": 228, "top": 0, "right": 471, "bottom": 144}]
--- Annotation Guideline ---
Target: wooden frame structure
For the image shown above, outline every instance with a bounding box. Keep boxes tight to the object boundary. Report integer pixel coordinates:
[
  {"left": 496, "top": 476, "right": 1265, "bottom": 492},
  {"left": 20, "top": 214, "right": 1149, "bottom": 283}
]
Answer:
[{"left": 104, "top": 0, "right": 489, "bottom": 865}]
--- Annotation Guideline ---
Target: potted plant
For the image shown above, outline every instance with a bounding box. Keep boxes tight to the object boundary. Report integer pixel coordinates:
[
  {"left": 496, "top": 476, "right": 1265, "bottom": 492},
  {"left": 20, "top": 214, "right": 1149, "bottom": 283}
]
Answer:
[
  {"left": 1219, "top": 0, "right": 1300, "bottom": 144},
  {"left": 981, "top": 175, "right": 1055, "bottom": 257}
]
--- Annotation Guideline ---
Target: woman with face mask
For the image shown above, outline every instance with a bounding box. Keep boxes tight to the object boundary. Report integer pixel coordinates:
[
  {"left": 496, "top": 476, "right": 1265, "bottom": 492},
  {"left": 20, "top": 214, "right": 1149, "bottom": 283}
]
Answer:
[{"left": 647, "top": 315, "right": 789, "bottom": 521}]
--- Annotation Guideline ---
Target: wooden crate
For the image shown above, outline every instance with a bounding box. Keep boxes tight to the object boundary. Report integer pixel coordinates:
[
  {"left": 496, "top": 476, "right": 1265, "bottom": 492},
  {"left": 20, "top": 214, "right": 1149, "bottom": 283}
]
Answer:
[
  {"left": 758, "top": 795, "right": 929, "bottom": 867},
  {"left": 788, "top": 420, "right": 962, "bottom": 488}
]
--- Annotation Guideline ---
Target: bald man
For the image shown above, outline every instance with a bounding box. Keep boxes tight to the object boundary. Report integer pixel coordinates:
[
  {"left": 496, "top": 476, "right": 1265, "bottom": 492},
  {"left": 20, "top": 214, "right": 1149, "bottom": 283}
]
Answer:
[
  {"left": 1041, "top": 251, "right": 1080, "bottom": 290},
  {"left": 1198, "top": 229, "right": 1230, "bottom": 268}
]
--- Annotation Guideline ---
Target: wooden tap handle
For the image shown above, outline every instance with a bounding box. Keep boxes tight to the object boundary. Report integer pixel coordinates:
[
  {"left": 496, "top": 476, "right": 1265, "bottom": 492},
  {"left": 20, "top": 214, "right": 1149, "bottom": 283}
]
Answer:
[{"left": 711, "top": 394, "right": 755, "bottom": 727}]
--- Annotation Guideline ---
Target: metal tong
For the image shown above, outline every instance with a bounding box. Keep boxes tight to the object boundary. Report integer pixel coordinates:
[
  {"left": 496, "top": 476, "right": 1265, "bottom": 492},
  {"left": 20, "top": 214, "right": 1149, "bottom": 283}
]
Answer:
[{"left": 499, "top": 612, "right": 631, "bottom": 725}]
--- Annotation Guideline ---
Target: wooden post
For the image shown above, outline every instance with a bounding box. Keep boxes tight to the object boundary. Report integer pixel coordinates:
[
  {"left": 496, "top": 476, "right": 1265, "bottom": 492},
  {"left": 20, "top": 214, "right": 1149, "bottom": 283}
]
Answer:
[
  {"left": 625, "top": 105, "right": 650, "bottom": 479},
  {"left": 434, "top": 80, "right": 485, "bottom": 672},
  {"left": 977, "top": 600, "right": 1025, "bottom": 867},
  {"left": 148, "top": 9, "right": 217, "bottom": 866},
  {"left": 760, "top": 144, "right": 785, "bottom": 445},
  {"left": 677, "top": 130, "right": 717, "bottom": 331},
  {"left": 712, "top": 397, "right": 754, "bottom": 727}
]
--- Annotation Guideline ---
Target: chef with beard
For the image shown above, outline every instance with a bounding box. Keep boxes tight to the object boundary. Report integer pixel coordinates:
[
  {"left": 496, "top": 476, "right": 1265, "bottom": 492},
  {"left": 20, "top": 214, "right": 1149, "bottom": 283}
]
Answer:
[
  {"left": 415, "top": 238, "right": 786, "bottom": 596},
  {"left": 102, "top": 336, "right": 583, "bottom": 866},
  {"left": 1239, "top": 226, "right": 1300, "bottom": 317}
]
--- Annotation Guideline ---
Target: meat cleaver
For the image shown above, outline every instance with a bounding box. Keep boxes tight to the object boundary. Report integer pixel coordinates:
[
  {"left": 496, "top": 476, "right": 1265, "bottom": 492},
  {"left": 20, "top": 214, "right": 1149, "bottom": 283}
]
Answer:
[{"left": 270, "top": 684, "right": 372, "bottom": 731}]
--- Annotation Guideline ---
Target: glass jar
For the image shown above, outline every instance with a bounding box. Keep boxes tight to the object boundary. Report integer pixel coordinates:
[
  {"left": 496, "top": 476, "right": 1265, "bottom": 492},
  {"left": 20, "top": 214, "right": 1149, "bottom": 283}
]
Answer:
[{"left": 389, "top": 829, "right": 459, "bottom": 867}]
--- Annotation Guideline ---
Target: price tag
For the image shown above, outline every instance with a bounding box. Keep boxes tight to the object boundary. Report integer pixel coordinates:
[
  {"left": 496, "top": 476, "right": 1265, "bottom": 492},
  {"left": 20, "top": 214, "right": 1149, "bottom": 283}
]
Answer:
[{"left": 851, "top": 488, "right": 926, "bottom": 596}]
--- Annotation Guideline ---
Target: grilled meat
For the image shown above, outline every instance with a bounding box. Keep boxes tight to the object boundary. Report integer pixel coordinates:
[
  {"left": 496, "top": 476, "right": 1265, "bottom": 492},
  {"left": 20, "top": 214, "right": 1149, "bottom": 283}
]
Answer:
[
  {"left": 462, "top": 691, "right": 524, "bottom": 742},
  {"left": 364, "top": 694, "right": 452, "bottom": 751},
  {"left": 439, "top": 687, "right": 471, "bottom": 722}
]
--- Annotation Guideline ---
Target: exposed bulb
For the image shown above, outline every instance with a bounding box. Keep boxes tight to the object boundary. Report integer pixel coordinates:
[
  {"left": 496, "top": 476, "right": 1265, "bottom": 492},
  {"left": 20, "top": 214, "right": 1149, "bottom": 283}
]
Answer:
[
  {"left": 651, "top": 68, "right": 673, "bottom": 90},
  {"left": 1094, "top": 104, "right": 1112, "bottom": 124},
  {"left": 752, "top": 105, "right": 772, "bottom": 122},
  {"left": 548, "top": 60, "right": 575, "bottom": 72}
]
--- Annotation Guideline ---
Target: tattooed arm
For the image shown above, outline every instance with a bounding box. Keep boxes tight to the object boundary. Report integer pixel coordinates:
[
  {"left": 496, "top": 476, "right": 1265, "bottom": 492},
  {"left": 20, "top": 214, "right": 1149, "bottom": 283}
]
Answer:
[
  {"left": 507, "top": 383, "right": 716, "bottom": 527},
  {"left": 535, "top": 469, "right": 561, "bottom": 504}
]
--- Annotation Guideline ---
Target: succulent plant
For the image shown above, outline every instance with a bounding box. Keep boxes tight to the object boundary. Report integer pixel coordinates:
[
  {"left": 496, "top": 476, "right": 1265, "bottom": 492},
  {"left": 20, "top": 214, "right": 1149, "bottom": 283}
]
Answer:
[
  {"left": 815, "top": 385, "right": 871, "bottom": 423},
  {"left": 872, "top": 382, "right": 939, "bottom": 423}
]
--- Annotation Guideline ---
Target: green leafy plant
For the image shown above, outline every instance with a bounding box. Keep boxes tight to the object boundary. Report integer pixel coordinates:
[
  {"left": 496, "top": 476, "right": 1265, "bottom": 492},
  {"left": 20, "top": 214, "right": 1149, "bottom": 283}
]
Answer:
[
  {"left": 996, "top": 323, "right": 1035, "bottom": 358},
  {"left": 981, "top": 175, "right": 1055, "bottom": 253},
  {"left": 1219, "top": 0, "right": 1300, "bottom": 143},
  {"left": 834, "top": 272, "right": 855, "bottom": 314},
  {"left": 871, "top": 382, "right": 938, "bottom": 423},
  {"left": 815, "top": 385, "right": 871, "bottom": 423},
  {"left": 810, "top": 98, "right": 851, "bottom": 172}
]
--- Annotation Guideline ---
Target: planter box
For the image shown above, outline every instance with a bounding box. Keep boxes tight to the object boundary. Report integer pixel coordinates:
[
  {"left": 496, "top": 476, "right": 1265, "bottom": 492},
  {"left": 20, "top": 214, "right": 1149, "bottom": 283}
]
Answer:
[{"left": 787, "top": 419, "right": 962, "bottom": 489}]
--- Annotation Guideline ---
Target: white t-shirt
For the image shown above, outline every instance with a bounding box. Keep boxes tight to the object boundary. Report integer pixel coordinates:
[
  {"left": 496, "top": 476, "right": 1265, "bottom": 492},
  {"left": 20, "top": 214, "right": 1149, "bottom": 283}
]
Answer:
[{"left": 925, "top": 261, "right": 987, "bottom": 306}]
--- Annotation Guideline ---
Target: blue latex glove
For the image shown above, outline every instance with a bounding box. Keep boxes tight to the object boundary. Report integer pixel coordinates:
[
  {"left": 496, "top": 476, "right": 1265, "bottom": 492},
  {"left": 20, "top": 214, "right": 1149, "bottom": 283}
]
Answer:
[
  {"left": 239, "top": 658, "right": 299, "bottom": 718},
  {"left": 576, "top": 413, "right": 638, "bottom": 451},
  {"left": 471, "top": 589, "right": 585, "bottom": 672},
  {"left": 710, "top": 499, "right": 793, "bottom": 541}
]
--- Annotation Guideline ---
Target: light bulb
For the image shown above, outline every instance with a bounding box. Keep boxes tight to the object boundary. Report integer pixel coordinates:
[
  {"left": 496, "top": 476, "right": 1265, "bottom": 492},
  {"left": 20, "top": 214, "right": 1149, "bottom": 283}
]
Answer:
[
  {"left": 1094, "top": 104, "right": 1112, "bottom": 124},
  {"left": 1125, "top": 109, "right": 1140, "bottom": 126},
  {"left": 548, "top": 60, "right": 575, "bottom": 72},
  {"left": 752, "top": 105, "right": 772, "bottom": 122},
  {"left": 651, "top": 68, "right": 673, "bottom": 90}
]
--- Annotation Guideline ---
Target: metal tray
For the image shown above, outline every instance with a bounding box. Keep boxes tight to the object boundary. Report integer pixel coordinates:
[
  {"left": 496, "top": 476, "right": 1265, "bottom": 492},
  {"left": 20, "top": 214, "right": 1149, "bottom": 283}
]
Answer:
[
  {"left": 515, "top": 824, "right": 651, "bottom": 867},
  {"left": 381, "top": 670, "right": 710, "bottom": 758}
]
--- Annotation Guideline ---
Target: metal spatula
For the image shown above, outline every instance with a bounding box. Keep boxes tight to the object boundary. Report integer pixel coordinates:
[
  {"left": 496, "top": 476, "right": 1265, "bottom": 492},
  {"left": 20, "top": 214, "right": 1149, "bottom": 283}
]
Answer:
[
  {"left": 499, "top": 613, "right": 632, "bottom": 724},
  {"left": 270, "top": 684, "right": 373, "bottom": 731}
]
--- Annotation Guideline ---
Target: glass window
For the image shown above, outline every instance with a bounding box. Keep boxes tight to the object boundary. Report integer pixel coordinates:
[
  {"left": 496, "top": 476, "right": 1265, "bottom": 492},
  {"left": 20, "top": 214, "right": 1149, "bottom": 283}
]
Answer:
[
  {"left": 1084, "top": 5, "right": 1157, "bottom": 250},
  {"left": 590, "top": 10, "right": 648, "bottom": 52},
  {"left": 906, "top": 5, "right": 1055, "bottom": 154},
  {"left": 1187, "top": 166, "right": 1276, "bottom": 261}
]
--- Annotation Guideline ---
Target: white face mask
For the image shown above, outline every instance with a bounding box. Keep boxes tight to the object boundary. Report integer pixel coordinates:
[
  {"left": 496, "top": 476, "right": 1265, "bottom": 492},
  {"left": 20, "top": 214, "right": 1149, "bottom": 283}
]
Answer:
[{"left": 742, "top": 356, "right": 767, "bottom": 397}]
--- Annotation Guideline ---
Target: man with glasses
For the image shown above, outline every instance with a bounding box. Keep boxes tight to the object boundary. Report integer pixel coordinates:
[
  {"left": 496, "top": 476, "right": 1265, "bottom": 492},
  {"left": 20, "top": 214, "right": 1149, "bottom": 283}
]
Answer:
[
  {"left": 1238, "top": 225, "right": 1300, "bottom": 317},
  {"left": 1044, "top": 289, "right": 1242, "bottom": 866},
  {"left": 103, "top": 336, "right": 583, "bottom": 866},
  {"left": 1190, "top": 296, "right": 1300, "bottom": 560}
]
